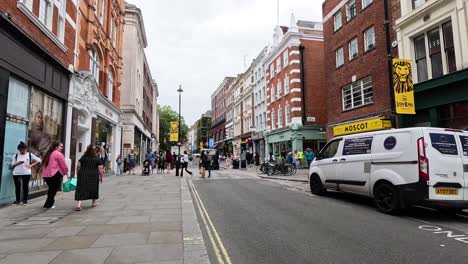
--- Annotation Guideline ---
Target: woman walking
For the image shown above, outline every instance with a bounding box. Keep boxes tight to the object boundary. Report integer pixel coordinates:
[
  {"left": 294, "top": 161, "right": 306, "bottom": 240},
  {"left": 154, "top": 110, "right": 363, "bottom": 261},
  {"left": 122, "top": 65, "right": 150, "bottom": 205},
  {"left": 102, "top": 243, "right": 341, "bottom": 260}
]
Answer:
[
  {"left": 293, "top": 150, "right": 299, "bottom": 169},
  {"left": 127, "top": 149, "right": 137, "bottom": 175},
  {"left": 75, "top": 145, "right": 104, "bottom": 211},
  {"left": 116, "top": 154, "right": 123, "bottom": 175},
  {"left": 165, "top": 150, "right": 173, "bottom": 173},
  {"left": 41, "top": 141, "right": 68, "bottom": 209},
  {"left": 10, "top": 142, "right": 41, "bottom": 205}
]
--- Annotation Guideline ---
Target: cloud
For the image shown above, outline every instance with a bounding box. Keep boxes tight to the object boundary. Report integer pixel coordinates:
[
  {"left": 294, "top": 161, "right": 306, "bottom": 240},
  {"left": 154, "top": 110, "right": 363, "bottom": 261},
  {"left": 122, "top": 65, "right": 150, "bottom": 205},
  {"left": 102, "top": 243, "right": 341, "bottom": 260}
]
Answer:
[{"left": 126, "top": 0, "right": 322, "bottom": 125}]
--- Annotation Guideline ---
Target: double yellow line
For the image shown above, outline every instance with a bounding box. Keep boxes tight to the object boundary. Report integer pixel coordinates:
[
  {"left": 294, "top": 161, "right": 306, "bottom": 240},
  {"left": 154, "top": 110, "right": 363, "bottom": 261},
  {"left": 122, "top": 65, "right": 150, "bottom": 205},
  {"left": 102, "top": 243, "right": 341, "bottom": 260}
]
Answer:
[{"left": 189, "top": 179, "right": 232, "bottom": 264}]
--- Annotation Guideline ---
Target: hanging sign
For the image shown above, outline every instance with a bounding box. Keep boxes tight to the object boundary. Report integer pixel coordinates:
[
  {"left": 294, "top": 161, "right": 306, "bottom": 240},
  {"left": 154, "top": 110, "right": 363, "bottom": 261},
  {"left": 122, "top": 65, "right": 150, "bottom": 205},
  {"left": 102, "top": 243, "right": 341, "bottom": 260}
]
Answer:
[
  {"left": 393, "top": 58, "right": 416, "bottom": 114},
  {"left": 169, "top": 122, "right": 178, "bottom": 142}
]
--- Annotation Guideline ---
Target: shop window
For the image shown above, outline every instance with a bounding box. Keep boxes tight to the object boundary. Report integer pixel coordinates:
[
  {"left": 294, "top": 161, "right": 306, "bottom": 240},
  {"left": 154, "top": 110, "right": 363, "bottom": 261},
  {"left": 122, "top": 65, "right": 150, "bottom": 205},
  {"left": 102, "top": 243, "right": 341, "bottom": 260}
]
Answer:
[
  {"left": 342, "top": 76, "right": 373, "bottom": 111},
  {"left": 414, "top": 34, "right": 428, "bottom": 82},
  {"left": 346, "top": 0, "right": 356, "bottom": 22},
  {"left": 364, "top": 26, "right": 375, "bottom": 51},
  {"left": 89, "top": 48, "right": 100, "bottom": 84},
  {"left": 334, "top": 11, "right": 342, "bottom": 31},
  {"left": 349, "top": 38, "right": 358, "bottom": 60}
]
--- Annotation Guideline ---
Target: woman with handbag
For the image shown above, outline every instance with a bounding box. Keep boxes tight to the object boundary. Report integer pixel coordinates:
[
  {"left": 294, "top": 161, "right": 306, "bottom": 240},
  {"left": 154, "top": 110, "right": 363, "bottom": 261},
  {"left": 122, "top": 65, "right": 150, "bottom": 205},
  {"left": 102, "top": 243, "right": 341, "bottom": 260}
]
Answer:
[
  {"left": 41, "top": 141, "right": 68, "bottom": 209},
  {"left": 74, "top": 145, "right": 104, "bottom": 211},
  {"left": 10, "top": 141, "right": 41, "bottom": 205}
]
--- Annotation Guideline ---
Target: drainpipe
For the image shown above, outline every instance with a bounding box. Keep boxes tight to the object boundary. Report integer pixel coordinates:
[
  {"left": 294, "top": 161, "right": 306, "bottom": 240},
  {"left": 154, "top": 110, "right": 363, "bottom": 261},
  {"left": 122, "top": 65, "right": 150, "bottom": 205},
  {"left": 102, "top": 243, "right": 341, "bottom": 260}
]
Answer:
[
  {"left": 73, "top": 0, "right": 81, "bottom": 70},
  {"left": 384, "top": 0, "right": 397, "bottom": 128},
  {"left": 299, "top": 45, "right": 306, "bottom": 125}
]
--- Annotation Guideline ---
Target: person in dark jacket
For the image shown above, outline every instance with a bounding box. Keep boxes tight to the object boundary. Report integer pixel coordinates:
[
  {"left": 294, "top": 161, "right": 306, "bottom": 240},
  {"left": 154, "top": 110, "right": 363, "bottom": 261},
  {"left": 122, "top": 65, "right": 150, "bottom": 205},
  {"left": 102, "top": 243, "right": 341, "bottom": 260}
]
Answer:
[{"left": 202, "top": 151, "right": 211, "bottom": 178}]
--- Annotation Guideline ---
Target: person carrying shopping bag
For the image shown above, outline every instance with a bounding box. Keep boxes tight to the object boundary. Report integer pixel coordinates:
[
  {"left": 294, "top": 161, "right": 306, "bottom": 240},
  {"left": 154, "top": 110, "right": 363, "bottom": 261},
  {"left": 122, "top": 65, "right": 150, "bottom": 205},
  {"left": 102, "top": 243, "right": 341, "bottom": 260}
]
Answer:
[
  {"left": 10, "top": 142, "right": 41, "bottom": 205},
  {"left": 74, "top": 145, "right": 104, "bottom": 211},
  {"left": 41, "top": 141, "right": 68, "bottom": 209}
]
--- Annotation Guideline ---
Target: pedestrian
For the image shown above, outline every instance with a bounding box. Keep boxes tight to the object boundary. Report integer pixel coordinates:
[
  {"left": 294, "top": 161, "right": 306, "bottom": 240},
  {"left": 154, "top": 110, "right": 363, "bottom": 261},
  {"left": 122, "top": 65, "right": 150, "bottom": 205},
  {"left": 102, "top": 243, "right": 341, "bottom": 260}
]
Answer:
[
  {"left": 116, "top": 154, "right": 123, "bottom": 175},
  {"left": 305, "top": 148, "right": 314, "bottom": 169},
  {"left": 158, "top": 152, "right": 165, "bottom": 174},
  {"left": 74, "top": 145, "right": 104, "bottom": 211},
  {"left": 165, "top": 150, "right": 173, "bottom": 173},
  {"left": 268, "top": 152, "right": 275, "bottom": 162},
  {"left": 181, "top": 151, "right": 193, "bottom": 177},
  {"left": 202, "top": 151, "right": 212, "bottom": 178},
  {"left": 281, "top": 147, "right": 287, "bottom": 160},
  {"left": 41, "top": 141, "right": 68, "bottom": 209},
  {"left": 127, "top": 149, "right": 137, "bottom": 175},
  {"left": 145, "top": 150, "right": 155, "bottom": 173},
  {"left": 298, "top": 150, "right": 304, "bottom": 169},
  {"left": 255, "top": 152, "right": 260, "bottom": 166},
  {"left": 293, "top": 150, "right": 299, "bottom": 169},
  {"left": 10, "top": 141, "right": 41, "bottom": 205},
  {"left": 286, "top": 151, "right": 293, "bottom": 164}
]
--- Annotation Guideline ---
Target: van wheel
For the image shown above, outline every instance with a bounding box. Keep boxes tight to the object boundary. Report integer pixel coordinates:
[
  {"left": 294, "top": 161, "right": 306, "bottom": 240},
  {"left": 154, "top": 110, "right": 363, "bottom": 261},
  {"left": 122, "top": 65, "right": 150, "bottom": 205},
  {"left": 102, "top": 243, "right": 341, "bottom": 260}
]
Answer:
[
  {"left": 310, "top": 174, "right": 327, "bottom": 195},
  {"left": 374, "top": 183, "right": 400, "bottom": 214}
]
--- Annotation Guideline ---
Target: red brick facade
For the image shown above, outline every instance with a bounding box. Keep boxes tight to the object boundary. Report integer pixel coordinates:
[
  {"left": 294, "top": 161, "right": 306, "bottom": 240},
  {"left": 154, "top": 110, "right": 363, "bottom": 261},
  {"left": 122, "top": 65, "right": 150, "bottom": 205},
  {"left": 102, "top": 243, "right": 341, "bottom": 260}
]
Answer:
[
  {"left": 1, "top": 0, "right": 77, "bottom": 67},
  {"left": 75, "top": 0, "right": 124, "bottom": 107},
  {"left": 323, "top": 0, "right": 400, "bottom": 138},
  {"left": 211, "top": 77, "right": 235, "bottom": 145}
]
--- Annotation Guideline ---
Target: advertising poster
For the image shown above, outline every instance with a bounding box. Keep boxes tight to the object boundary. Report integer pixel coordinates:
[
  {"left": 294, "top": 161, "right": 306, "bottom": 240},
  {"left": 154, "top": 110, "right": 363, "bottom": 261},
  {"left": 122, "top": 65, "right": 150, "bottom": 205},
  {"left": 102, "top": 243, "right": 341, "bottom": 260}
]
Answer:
[
  {"left": 28, "top": 88, "right": 63, "bottom": 182},
  {"left": 393, "top": 58, "right": 416, "bottom": 114},
  {"left": 342, "top": 137, "right": 373, "bottom": 155},
  {"left": 170, "top": 121, "right": 178, "bottom": 142}
]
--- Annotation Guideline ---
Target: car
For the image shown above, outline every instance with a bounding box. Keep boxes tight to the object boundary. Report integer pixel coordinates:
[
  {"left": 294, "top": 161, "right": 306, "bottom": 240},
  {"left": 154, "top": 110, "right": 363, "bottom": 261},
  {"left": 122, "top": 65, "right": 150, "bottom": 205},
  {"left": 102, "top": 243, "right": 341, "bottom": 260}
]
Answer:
[{"left": 309, "top": 127, "right": 468, "bottom": 214}]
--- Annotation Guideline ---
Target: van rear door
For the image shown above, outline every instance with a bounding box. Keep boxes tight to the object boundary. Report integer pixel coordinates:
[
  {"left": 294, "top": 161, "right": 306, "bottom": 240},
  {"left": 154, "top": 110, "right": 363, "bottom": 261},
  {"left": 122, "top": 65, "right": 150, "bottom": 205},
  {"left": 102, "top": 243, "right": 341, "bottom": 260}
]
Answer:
[
  {"left": 457, "top": 132, "right": 468, "bottom": 201},
  {"left": 424, "top": 129, "right": 464, "bottom": 201}
]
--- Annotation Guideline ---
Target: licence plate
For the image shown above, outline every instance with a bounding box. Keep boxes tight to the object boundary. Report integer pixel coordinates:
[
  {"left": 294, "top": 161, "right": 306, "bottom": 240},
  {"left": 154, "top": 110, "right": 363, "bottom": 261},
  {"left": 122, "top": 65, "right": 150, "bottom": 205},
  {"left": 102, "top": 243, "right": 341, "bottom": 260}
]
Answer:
[{"left": 435, "top": 188, "right": 458, "bottom": 195}]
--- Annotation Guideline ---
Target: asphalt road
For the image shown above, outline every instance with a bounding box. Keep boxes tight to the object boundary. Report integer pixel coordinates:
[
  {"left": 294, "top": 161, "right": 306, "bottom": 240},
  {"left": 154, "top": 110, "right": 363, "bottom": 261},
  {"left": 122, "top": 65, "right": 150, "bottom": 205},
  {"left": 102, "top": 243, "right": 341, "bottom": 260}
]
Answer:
[{"left": 191, "top": 169, "right": 468, "bottom": 264}]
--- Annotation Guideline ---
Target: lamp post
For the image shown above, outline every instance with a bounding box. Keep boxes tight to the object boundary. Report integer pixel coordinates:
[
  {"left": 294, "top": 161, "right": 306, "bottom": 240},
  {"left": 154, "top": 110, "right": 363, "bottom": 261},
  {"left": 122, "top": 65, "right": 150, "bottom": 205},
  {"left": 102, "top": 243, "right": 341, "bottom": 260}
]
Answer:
[{"left": 176, "top": 85, "right": 183, "bottom": 176}]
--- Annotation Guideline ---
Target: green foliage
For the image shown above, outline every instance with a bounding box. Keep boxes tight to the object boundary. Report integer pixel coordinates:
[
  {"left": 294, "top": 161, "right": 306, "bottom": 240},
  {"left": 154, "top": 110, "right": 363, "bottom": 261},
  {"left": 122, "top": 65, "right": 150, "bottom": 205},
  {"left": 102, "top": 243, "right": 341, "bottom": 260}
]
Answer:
[{"left": 158, "top": 105, "right": 188, "bottom": 151}]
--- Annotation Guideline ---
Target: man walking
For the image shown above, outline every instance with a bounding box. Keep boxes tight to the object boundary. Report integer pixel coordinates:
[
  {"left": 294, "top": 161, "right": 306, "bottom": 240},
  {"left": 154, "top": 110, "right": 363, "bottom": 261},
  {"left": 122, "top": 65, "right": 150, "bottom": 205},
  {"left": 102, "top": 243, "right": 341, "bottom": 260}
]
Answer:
[{"left": 180, "top": 151, "right": 192, "bottom": 177}]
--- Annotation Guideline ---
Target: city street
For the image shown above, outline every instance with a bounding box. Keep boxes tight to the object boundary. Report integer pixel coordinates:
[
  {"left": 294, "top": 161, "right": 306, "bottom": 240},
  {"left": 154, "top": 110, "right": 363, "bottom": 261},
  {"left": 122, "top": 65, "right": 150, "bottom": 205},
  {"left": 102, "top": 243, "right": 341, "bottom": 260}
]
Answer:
[{"left": 191, "top": 166, "right": 468, "bottom": 264}]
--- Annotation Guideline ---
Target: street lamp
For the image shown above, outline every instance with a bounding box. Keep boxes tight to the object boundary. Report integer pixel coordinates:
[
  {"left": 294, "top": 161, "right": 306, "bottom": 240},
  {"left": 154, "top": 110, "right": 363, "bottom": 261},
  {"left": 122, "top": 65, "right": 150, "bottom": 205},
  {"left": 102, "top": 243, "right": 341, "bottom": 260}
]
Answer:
[{"left": 176, "top": 85, "right": 183, "bottom": 176}]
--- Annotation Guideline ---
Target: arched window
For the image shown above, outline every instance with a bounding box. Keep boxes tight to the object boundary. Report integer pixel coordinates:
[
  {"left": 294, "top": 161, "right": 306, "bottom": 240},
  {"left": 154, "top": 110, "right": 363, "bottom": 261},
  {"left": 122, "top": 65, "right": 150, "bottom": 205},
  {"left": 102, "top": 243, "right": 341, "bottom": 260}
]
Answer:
[
  {"left": 107, "top": 69, "right": 113, "bottom": 100},
  {"left": 89, "top": 48, "right": 100, "bottom": 83}
]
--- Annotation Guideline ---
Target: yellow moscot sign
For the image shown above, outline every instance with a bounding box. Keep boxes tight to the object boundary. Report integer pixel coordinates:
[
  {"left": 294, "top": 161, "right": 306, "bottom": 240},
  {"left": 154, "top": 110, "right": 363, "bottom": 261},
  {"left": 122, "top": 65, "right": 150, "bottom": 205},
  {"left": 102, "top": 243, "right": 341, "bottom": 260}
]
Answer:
[
  {"left": 333, "top": 117, "right": 392, "bottom": 136},
  {"left": 393, "top": 58, "right": 416, "bottom": 114}
]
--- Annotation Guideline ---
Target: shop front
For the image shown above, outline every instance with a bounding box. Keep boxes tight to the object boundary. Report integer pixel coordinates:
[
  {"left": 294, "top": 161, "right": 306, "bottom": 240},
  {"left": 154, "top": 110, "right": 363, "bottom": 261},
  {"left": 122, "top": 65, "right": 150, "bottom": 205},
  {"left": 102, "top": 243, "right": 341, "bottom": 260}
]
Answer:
[
  {"left": 0, "top": 18, "right": 69, "bottom": 205},
  {"left": 252, "top": 131, "right": 265, "bottom": 161},
  {"left": 66, "top": 73, "right": 122, "bottom": 177},
  {"left": 266, "top": 125, "right": 326, "bottom": 158},
  {"left": 399, "top": 69, "right": 468, "bottom": 130}
]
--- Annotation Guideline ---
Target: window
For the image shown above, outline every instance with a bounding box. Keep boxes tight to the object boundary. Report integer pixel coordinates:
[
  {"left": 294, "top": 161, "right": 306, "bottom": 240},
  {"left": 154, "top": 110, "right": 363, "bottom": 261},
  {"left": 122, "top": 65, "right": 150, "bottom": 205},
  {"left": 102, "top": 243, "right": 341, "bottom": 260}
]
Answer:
[
  {"left": 276, "top": 57, "right": 281, "bottom": 73},
  {"left": 285, "top": 103, "right": 291, "bottom": 124},
  {"left": 89, "top": 48, "right": 100, "bottom": 83},
  {"left": 284, "top": 75, "right": 289, "bottom": 94},
  {"left": 271, "top": 85, "right": 275, "bottom": 102},
  {"left": 430, "top": 133, "right": 458, "bottom": 155},
  {"left": 342, "top": 76, "right": 373, "bottom": 110},
  {"left": 414, "top": 34, "right": 428, "bottom": 82},
  {"left": 271, "top": 110, "right": 275, "bottom": 129},
  {"left": 56, "top": 0, "right": 66, "bottom": 41},
  {"left": 443, "top": 21, "right": 456, "bottom": 73},
  {"left": 362, "top": 0, "right": 372, "bottom": 9},
  {"left": 39, "top": 0, "right": 53, "bottom": 30},
  {"left": 319, "top": 139, "right": 341, "bottom": 159},
  {"left": 283, "top": 52, "right": 289, "bottom": 68},
  {"left": 428, "top": 27, "right": 443, "bottom": 78},
  {"left": 334, "top": 11, "right": 342, "bottom": 31},
  {"left": 263, "top": 113, "right": 266, "bottom": 129},
  {"left": 270, "top": 64, "right": 275, "bottom": 77},
  {"left": 412, "top": 0, "right": 426, "bottom": 9},
  {"left": 349, "top": 38, "right": 358, "bottom": 60},
  {"left": 364, "top": 27, "right": 375, "bottom": 51},
  {"left": 336, "top": 47, "right": 344, "bottom": 67},
  {"left": 21, "top": 0, "right": 33, "bottom": 10},
  {"left": 277, "top": 81, "right": 282, "bottom": 98},
  {"left": 278, "top": 107, "right": 282, "bottom": 128},
  {"left": 346, "top": 0, "right": 356, "bottom": 22},
  {"left": 99, "top": 0, "right": 105, "bottom": 25},
  {"left": 107, "top": 70, "right": 113, "bottom": 100}
]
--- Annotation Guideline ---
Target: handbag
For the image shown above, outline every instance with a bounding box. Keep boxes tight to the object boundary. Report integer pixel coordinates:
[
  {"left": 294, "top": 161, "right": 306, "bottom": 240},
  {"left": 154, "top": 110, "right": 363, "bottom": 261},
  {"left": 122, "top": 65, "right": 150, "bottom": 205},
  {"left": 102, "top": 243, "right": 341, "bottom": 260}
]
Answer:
[{"left": 62, "top": 178, "right": 77, "bottom": 192}]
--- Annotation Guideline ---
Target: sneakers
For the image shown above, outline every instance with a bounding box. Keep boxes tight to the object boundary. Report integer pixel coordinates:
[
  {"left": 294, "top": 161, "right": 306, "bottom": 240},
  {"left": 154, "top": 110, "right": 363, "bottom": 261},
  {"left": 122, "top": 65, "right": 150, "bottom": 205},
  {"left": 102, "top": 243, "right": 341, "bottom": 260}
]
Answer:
[{"left": 13, "top": 201, "right": 20, "bottom": 206}]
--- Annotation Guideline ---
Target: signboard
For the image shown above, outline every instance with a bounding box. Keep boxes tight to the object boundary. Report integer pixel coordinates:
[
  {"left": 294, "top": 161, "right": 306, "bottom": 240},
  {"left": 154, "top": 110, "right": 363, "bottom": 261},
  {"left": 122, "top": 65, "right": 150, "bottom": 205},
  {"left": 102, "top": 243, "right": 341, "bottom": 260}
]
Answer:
[
  {"left": 169, "top": 122, "right": 178, "bottom": 142},
  {"left": 393, "top": 58, "right": 416, "bottom": 114},
  {"left": 333, "top": 117, "right": 392, "bottom": 136},
  {"left": 342, "top": 137, "right": 373, "bottom": 155},
  {"left": 460, "top": 136, "right": 468, "bottom": 156},
  {"left": 430, "top": 133, "right": 458, "bottom": 155},
  {"left": 209, "top": 138, "right": 214, "bottom": 148}
]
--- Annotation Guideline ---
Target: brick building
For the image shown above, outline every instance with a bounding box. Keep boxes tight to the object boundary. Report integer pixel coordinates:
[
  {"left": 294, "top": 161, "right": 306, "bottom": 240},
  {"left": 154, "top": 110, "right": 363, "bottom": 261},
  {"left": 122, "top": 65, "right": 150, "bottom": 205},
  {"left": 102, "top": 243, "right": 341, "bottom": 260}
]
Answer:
[
  {"left": 323, "top": 0, "right": 400, "bottom": 138},
  {"left": 264, "top": 16, "right": 327, "bottom": 156},
  {"left": 211, "top": 77, "right": 234, "bottom": 155},
  {"left": 66, "top": 0, "right": 125, "bottom": 175},
  {"left": 0, "top": 0, "right": 77, "bottom": 203}
]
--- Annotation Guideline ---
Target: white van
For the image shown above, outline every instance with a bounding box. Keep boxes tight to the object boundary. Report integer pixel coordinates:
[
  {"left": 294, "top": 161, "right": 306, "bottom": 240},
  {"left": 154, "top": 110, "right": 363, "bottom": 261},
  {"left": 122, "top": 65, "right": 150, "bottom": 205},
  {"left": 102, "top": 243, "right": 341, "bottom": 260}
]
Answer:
[{"left": 309, "top": 127, "right": 468, "bottom": 214}]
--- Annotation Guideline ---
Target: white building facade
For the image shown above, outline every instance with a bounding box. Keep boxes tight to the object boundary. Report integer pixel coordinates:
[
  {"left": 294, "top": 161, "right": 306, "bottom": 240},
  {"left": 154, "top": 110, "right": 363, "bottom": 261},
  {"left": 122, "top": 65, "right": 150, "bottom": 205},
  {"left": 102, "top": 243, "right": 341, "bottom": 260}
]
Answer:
[{"left": 252, "top": 47, "right": 268, "bottom": 161}]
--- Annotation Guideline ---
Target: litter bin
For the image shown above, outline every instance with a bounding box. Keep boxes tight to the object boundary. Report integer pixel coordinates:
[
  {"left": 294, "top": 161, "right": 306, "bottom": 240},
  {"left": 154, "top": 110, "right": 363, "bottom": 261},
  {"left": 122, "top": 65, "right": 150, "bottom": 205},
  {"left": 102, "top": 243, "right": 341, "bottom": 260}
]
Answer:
[{"left": 232, "top": 159, "right": 239, "bottom": 169}]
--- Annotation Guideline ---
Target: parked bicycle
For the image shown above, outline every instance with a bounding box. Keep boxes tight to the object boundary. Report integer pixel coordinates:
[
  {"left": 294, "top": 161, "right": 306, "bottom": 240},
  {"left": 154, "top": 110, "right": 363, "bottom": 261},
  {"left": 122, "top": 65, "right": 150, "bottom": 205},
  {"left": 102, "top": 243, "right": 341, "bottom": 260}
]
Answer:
[{"left": 257, "top": 160, "right": 296, "bottom": 176}]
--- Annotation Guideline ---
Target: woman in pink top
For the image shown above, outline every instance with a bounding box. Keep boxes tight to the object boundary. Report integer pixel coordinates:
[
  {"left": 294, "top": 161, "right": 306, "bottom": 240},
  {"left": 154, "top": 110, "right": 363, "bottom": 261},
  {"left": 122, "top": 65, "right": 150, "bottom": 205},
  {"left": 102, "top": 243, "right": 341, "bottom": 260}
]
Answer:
[{"left": 41, "top": 141, "right": 68, "bottom": 209}]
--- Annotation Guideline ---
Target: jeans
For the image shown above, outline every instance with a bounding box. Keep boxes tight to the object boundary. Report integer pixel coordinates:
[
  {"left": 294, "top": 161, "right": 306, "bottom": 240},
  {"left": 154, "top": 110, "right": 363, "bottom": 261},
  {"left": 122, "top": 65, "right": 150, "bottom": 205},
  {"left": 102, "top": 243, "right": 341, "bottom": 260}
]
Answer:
[
  {"left": 116, "top": 164, "right": 122, "bottom": 175},
  {"left": 43, "top": 172, "right": 62, "bottom": 208},
  {"left": 13, "top": 175, "right": 31, "bottom": 203}
]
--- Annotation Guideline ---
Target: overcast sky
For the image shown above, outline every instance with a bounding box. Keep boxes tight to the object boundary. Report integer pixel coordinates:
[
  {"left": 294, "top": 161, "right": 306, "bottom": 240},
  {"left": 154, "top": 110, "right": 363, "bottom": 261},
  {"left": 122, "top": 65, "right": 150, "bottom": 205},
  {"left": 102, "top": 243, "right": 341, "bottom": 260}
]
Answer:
[{"left": 126, "top": 0, "right": 323, "bottom": 126}]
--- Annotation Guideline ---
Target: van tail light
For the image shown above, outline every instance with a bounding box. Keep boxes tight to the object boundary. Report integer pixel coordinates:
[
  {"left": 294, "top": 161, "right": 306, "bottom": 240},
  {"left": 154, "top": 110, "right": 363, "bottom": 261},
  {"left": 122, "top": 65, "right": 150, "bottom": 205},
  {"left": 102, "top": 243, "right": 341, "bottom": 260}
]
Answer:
[{"left": 417, "top": 137, "right": 429, "bottom": 182}]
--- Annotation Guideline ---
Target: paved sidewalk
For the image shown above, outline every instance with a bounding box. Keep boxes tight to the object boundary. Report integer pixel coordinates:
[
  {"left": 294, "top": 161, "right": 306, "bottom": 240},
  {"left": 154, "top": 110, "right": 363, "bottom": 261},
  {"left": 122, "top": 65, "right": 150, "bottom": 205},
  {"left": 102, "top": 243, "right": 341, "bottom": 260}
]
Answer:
[{"left": 0, "top": 173, "right": 210, "bottom": 264}]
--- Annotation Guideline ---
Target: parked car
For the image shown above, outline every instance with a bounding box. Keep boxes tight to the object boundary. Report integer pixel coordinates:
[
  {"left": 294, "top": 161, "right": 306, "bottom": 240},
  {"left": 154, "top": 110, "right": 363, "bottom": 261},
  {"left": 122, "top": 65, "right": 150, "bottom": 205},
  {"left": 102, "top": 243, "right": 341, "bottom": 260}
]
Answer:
[{"left": 309, "top": 127, "right": 468, "bottom": 214}]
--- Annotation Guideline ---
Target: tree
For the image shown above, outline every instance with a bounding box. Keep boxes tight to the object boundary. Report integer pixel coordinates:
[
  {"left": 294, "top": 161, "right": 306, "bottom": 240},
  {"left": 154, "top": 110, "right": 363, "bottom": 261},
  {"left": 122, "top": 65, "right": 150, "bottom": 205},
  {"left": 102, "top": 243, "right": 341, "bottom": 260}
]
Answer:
[{"left": 158, "top": 105, "right": 188, "bottom": 151}]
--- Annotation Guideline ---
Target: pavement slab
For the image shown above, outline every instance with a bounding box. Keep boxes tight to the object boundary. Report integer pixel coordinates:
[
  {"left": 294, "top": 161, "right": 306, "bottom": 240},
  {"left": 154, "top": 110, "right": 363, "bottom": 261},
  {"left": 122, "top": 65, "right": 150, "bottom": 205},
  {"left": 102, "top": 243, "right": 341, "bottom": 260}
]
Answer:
[
  {"left": 45, "top": 226, "right": 86, "bottom": 237},
  {"left": 43, "top": 235, "right": 100, "bottom": 250},
  {"left": 0, "top": 227, "right": 53, "bottom": 240},
  {"left": 91, "top": 233, "right": 149, "bottom": 247},
  {"left": 106, "top": 216, "right": 150, "bottom": 224},
  {"left": 78, "top": 224, "right": 129, "bottom": 235},
  {"left": 126, "top": 223, "right": 182, "bottom": 233},
  {"left": 0, "top": 238, "right": 56, "bottom": 254},
  {"left": 0, "top": 251, "right": 61, "bottom": 264},
  {"left": 104, "top": 243, "right": 183, "bottom": 263},
  {"left": 50, "top": 247, "right": 113, "bottom": 264},
  {"left": 148, "top": 231, "right": 182, "bottom": 244}
]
